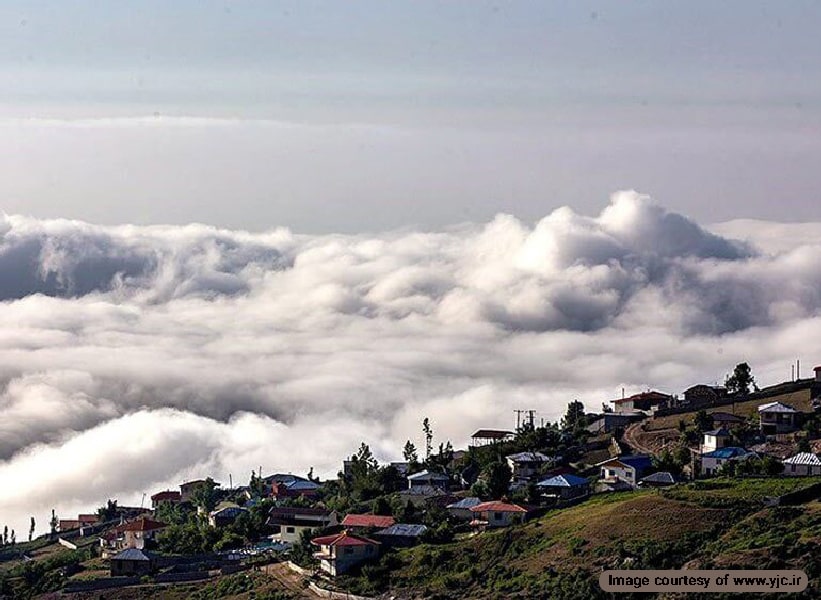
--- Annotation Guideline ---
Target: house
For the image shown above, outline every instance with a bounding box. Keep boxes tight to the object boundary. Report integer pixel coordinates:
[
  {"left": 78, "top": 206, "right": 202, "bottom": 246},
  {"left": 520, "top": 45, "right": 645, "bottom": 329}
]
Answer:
[
  {"left": 110, "top": 548, "right": 156, "bottom": 577},
  {"left": 710, "top": 412, "right": 746, "bottom": 429},
  {"left": 271, "top": 478, "right": 321, "bottom": 500},
  {"left": 587, "top": 411, "right": 645, "bottom": 435},
  {"left": 506, "top": 452, "right": 552, "bottom": 483},
  {"left": 682, "top": 385, "right": 727, "bottom": 408},
  {"left": 610, "top": 391, "right": 673, "bottom": 413},
  {"left": 208, "top": 504, "right": 247, "bottom": 527},
  {"left": 782, "top": 452, "right": 821, "bottom": 476},
  {"left": 397, "top": 485, "right": 449, "bottom": 508},
  {"left": 340, "top": 514, "right": 395, "bottom": 532},
  {"left": 700, "top": 447, "right": 756, "bottom": 476},
  {"left": 759, "top": 402, "right": 800, "bottom": 435},
  {"left": 407, "top": 470, "right": 450, "bottom": 491},
  {"left": 150, "top": 490, "right": 181, "bottom": 508},
  {"left": 701, "top": 427, "right": 731, "bottom": 453},
  {"left": 267, "top": 507, "right": 338, "bottom": 544},
  {"left": 311, "top": 531, "right": 380, "bottom": 576},
  {"left": 121, "top": 517, "right": 168, "bottom": 550},
  {"left": 470, "top": 429, "right": 515, "bottom": 446},
  {"left": 373, "top": 524, "right": 428, "bottom": 548},
  {"left": 469, "top": 500, "right": 528, "bottom": 531},
  {"left": 446, "top": 497, "right": 482, "bottom": 520},
  {"left": 58, "top": 514, "right": 98, "bottom": 532},
  {"left": 179, "top": 479, "right": 219, "bottom": 503},
  {"left": 638, "top": 471, "right": 678, "bottom": 488},
  {"left": 596, "top": 455, "right": 653, "bottom": 488},
  {"left": 536, "top": 474, "right": 591, "bottom": 502}
]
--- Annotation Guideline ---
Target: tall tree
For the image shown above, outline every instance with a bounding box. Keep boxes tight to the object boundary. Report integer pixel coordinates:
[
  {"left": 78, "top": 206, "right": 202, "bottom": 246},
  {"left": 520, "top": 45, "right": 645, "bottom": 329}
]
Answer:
[
  {"left": 50, "top": 509, "right": 58, "bottom": 539},
  {"left": 28, "top": 517, "right": 35, "bottom": 542},
  {"left": 422, "top": 418, "right": 433, "bottom": 460},
  {"left": 561, "top": 400, "right": 587, "bottom": 434},
  {"left": 725, "top": 362, "right": 757, "bottom": 396},
  {"left": 2, "top": 525, "right": 7, "bottom": 546},
  {"left": 190, "top": 478, "right": 219, "bottom": 512},
  {"left": 483, "top": 461, "right": 512, "bottom": 499},
  {"left": 403, "top": 440, "right": 419, "bottom": 464}
]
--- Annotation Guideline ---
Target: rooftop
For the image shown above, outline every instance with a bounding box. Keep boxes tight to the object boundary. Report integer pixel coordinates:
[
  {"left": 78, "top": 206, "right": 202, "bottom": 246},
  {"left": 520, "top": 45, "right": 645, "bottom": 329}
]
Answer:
[
  {"left": 470, "top": 500, "right": 527, "bottom": 514},
  {"left": 471, "top": 429, "right": 514, "bottom": 439},
  {"left": 446, "top": 497, "right": 482, "bottom": 510},
  {"left": 702, "top": 446, "right": 754, "bottom": 459},
  {"left": 507, "top": 451, "right": 551, "bottom": 463},
  {"left": 375, "top": 524, "right": 428, "bottom": 538},
  {"left": 407, "top": 470, "right": 449, "bottom": 481},
  {"left": 112, "top": 548, "right": 153, "bottom": 561},
  {"left": 783, "top": 452, "right": 821, "bottom": 466},
  {"left": 121, "top": 517, "right": 167, "bottom": 532},
  {"left": 537, "top": 474, "right": 590, "bottom": 488},
  {"left": 758, "top": 401, "right": 798, "bottom": 413},
  {"left": 341, "top": 514, "right": 396, "bottom": 529},
  {"left": 312, "top": 530, "right": 380, "bottom": 548}
]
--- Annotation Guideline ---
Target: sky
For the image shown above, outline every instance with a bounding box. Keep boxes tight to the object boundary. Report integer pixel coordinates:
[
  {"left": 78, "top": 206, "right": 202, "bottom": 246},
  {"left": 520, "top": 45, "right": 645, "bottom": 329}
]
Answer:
[
  {"left": 2, "top": 3, "right": 821, "bottom": 537},
  {"left": 0, "top": 1, "right": 820, "bottom": 230}
]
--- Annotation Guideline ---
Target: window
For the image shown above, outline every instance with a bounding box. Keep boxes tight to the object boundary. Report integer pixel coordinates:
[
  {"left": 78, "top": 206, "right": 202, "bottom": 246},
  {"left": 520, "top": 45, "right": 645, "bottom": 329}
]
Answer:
[
  {"left": 286, "top": 527, "right": 295, "bottom": 533},
  {"left": 344, "top": 547, "right": 354, "bottom": 555},
  {"left": 494, "top": 512, "right": 503, "bottom": 520}
]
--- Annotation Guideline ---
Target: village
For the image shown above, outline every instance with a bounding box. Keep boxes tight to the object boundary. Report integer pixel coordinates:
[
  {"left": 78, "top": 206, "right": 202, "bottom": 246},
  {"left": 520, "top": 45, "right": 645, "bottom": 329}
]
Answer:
[{"left": 3, "top": 361, "right": 821, "bottom": 599}]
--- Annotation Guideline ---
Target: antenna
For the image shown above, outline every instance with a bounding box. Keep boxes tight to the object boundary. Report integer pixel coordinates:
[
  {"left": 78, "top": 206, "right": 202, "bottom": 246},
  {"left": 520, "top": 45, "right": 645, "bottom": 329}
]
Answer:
[
  {"left": 797, "top": 359, "right": 800, "bottom": 380},
  {"left": 792, "top": 364, "right": 795, "bottom": 382}
]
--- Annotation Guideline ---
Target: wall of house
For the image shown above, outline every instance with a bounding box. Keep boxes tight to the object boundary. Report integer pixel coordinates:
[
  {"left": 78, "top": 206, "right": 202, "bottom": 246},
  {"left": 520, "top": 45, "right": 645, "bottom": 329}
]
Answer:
[{"left": 783, "top": 463, "right": 821, "bottom": 477}]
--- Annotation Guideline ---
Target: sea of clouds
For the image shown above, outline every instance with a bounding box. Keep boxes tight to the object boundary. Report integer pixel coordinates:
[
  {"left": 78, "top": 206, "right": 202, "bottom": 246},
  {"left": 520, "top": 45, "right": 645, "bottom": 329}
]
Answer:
[{"left": 2, "top": 190, "right": 821, "bottom": 537}]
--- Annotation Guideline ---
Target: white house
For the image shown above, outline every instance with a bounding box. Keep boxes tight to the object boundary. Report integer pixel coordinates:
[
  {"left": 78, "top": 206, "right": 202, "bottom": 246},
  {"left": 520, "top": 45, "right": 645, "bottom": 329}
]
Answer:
[
  {"left": 506, "top": 452, "right": 552, "bottom": 483},
  {"left": 701, "top": 427, "right": 731, "bottom": 453},
  {"left": 406, "top": 470, "right": 449, "bottom": 491},
  {"left": 595, "top": 456, "right": 652, "bottom": 488},
  {"left": 267, "top": 507, "right": 338, "bottom": 544},
  {"left": 700, "top": 447, "right": 755, "bottom": 476},
  {"left": 782, "top": 452, "right": 821, "bottom": 477},
  {"left": 469, "top": 500, "right": 528, "bottom": 531}
]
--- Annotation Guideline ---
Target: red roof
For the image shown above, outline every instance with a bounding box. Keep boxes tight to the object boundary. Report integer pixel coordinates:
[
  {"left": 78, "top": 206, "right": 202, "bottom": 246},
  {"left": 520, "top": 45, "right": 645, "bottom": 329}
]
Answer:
[
  {"left": 78, "top": 514, "right": 98, "bottom": 523},
  {"left": 341, "top": 514, "right": 395, "bottom": 529},
  {"left": 121, "top": 517, "right": 168, "bottom": 532},
  {"left": 311, "top": 530, "right": 379, "bottom": 547},
  {"left": 470, "top": 501, "right": 527, "bottom": 514}
]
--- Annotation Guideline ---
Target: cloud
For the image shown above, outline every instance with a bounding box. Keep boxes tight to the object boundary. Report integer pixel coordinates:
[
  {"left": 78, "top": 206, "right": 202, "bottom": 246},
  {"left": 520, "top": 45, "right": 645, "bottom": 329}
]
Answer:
[{"left": 3, "top": 191, "right": 821, "bottom": 536}]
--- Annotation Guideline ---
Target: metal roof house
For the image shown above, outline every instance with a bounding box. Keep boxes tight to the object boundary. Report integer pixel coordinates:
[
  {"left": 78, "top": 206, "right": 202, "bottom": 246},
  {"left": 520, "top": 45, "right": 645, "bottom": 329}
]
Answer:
[
  {"left": 638, "top": 471, "right": 678, "bottom": 488},
  {"left": 758, "top": 402, "right": 800, "bottom": 435},
  {"left": 536, "top": 473, "right": 591, "bottom": 501},
  {"left": 782, "top": 452, "right": 821, "bottom": 477},
  {"left": 701, "top": 447, "right": 756, "bottom": 476},
  {"left": 407, "top": 470, "right": 450, "bottom": 491},
  {"left": 373, "top": 523, "right": 428, "bottom": 547}
]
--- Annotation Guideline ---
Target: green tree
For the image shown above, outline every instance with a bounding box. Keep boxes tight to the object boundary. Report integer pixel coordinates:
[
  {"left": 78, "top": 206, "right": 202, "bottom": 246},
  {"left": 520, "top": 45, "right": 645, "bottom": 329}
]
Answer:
[
  {"left": 694, "top": 410, "right": 713, "bottom": 433},
  {"left": 422, "top": 418, "right": 433, "bottom": 460},
  {"left": 725, "top": 362, "right": 757, "bottom": 396},
  {"left": 97, "top": 499, "right": 118, "bottom": 522},
  {"left": 49, "top": 510, "right": 58, "bottom": 539},
  {"left": 190, "top": 478, "right": 220, "bottom": 512},
  {"left": 482, "top": 461, "right": 512, "bottom": 499},
  {"left": 403, "top": 440, "right": 419, "bottom": 464},
  {"left": 29, "top": 517, "right": 35, "bottom": 543},
  {"left": 561, "top": 400, "right": 587, "bottom": 436}
]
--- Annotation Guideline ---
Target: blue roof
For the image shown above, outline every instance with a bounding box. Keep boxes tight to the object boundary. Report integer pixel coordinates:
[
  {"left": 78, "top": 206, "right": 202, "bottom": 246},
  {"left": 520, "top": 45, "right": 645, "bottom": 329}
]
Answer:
[
  {"left": 285, "top": 479, "right": 320, "bottom": 491},
  {"left": 446, "top": 497, "right": 482, "bottom": 510},
  {"left": 537, "top": 474, "right": 590, "bottom": 488},
  {"left": 609, "top": 455, "right": 653, "bottom": 471},
  {"left": 702, "top": 447, "right": 751, "bottom": 459},
  {"left": 375, "top": 524, "right": 428, "bottom": 537}
]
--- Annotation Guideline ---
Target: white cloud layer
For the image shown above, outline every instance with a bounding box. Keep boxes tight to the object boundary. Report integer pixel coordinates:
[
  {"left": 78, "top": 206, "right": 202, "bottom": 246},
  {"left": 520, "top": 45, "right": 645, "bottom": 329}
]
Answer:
[{"left": 3, "top": 191, "right": 821, "bottom": 536}]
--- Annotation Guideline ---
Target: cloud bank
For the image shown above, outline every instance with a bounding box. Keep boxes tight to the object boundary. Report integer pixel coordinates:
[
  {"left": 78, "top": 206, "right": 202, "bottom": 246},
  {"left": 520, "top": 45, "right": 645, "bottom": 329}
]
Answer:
[{"left": 3, "top": 191, "right": 821, "bottom": 536}]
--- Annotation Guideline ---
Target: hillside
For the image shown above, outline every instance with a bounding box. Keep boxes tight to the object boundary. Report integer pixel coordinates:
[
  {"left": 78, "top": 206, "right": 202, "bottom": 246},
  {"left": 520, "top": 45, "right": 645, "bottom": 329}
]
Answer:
[{"left": 332, "top": 478, "right": 821, "bottom": 600}]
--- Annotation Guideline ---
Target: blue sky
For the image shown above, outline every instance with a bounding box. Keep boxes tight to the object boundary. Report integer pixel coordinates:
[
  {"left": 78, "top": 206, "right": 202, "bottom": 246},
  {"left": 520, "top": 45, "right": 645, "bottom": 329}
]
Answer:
[{"left": 1, "top": 1, "right": 820, "bottom": 230}]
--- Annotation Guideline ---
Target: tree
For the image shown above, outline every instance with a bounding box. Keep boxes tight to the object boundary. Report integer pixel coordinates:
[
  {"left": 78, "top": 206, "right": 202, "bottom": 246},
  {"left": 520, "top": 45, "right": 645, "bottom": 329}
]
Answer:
[
  {"left": 483, "top": 461, "right": 512, "bottom": 499},
  {"left": 403, "top": 440, "right": 419, "bottom": 464},
  {"left": 2, "top": 526, "right": 7, "bottom": 546},
  {"left": 49, "top": 510, "right": 58, "bottom": 539},
  {"left": 561, "top": 400, "right": 587, "bottom": 436},
  {"left": 798, "top": 437, "right": 811, "bottom": 453},
  {"left": 190, "top": 478, "right": 219, "bottom": 512},
  {"left": 9, "top": 530, "right": 14, "bottom": 546},
  {"left": 97, "top": 499, "right": 118, "bottom": 522},
  {"left": 694, "top": 410, "right": 713, "bottom": 433},
  {"left": 422, "top": 418, "right": 433, "bottom": 461},
  {"left": 29, "top": 517, "right": 35, "bottom": 542},
  {"left": 725, "top": 362, "right": 757, "bottom": 396}
]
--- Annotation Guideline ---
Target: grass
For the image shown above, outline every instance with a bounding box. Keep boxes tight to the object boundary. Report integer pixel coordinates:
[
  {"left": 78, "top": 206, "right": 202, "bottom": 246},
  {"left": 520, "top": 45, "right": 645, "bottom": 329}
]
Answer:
[{"left": 335, "top": 478, "right": 821, "bottom": 599}]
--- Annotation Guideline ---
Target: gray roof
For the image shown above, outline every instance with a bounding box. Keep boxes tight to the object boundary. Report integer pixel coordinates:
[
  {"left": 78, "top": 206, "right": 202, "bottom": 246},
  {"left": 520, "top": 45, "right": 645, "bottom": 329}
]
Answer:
[
  {"left": 375, "top": 524, "right": 428, "bottom": 537},
  {"left": 783, "top": 452, "right": 821, "bottom": 466},
  {"left": 446, "top": 497, "right": 482, "bottom": 510},
  {"left": 407, "top": 470, "right": 449, "bottom": 481},
  {"left": 112, "top": 548, "right": 152, "bottom": 561},
  {"left": 537, "top": 474, "right": 590, "bottom": 488},
  {"left": 399, "top": 485, "right": 446, "bottom": 497},
  {"left": 640, "top": 471, "right": 677, "bottom": 485},
  {"left": 506, "top": 452, "right": 550, "bottom": 463},
  {"left": 758, "top": 401, "right": 798, "bottom": 413},
  {"left": 704, "top": 427, "right": 730, "bottom": 437}
]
